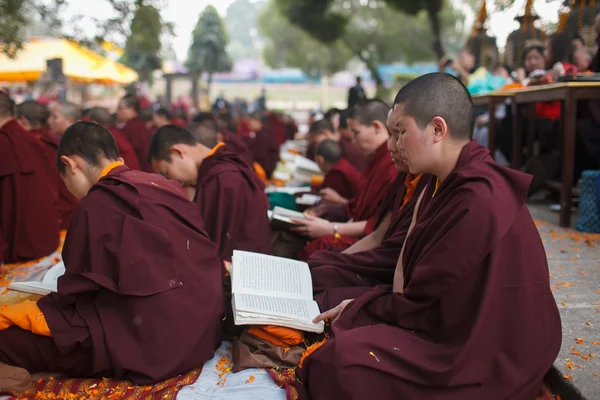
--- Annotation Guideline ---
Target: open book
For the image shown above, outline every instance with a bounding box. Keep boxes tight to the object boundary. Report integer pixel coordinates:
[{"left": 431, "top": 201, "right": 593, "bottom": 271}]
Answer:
[
  {"left": 231, "top": 251, "right": 324, "bottom": 333},
  {"left": 269, "top": 206, "right": 307, "bottom": 230},
  {"left": 294, "top": 156, "right": 322, "bottom": 183},
  {"left": 8, "top": 261, "right": 65, "bottom": 296}
]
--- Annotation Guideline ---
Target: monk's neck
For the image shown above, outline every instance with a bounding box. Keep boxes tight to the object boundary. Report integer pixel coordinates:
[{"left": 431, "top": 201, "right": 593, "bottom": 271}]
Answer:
[
  {"left": 433, "top": 141, "right": 467, "bottom": 183},
  {"left": 191, "top": 144, "right": 212, "bottom": 167},
  {"left": 0, "top": 116, "right": 14, "bottom": 129},
  {"left": 91, "top": 159, "right": 122, "bottom": 182}
]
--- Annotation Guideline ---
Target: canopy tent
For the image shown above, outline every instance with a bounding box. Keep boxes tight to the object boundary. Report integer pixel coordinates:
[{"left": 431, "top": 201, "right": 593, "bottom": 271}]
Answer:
[{"left": 0, "top": 38, "right": 138, "bottom": 85}]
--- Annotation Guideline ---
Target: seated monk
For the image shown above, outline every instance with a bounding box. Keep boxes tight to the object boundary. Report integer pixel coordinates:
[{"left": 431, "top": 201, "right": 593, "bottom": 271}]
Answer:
[
  {"left": 149, "top": 124, "right": 271, "bottom": 261},
  {"left": 87, "top": 106, "right": 142, "bottom": 170},
  {"left": 116, "top": 94, "right": 153, "bottom": 172},
  {"left": 308, "top": 111, "right": 428, "bottom": 311},
  {"left": 309, "top": 118, "right": 366, "bottom": 172},
  {"left": 0, "top": 92, "right": 60, "bottom": 263},
  {"left": 245, "top": 111, "right": 280, "bottom": 180},
  {"left": 297, "top": 73, "right": 561, "bottom": 400},
  {"left": 15, "top": 100, "right": 79, "bottom": 230},
  {"left": 292, "top": 100, "right": 398, "bottom": 258},
  {"left": 0, "top": 121, "right": 223, "bottom": 385},
  {"left": 314, "top": 139, "right": 361, "bottom": 203}
]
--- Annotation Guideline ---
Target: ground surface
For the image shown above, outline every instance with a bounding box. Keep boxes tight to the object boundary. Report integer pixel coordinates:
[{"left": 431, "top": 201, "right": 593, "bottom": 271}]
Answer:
[{"left": 529, "top": 204, "right": 600, "bottom": 399}]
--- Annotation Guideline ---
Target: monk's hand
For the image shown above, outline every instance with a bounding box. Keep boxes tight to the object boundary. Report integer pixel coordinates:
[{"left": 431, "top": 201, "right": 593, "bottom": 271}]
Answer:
[
  {"left": 290, "top": 216, "right": 333, "bottom": 238},
  {"left": 313, "top": 299, "right": 354, "bottom": 324},
  {"left": 319, "top": 188, "right": 348, "bottom": 206}
]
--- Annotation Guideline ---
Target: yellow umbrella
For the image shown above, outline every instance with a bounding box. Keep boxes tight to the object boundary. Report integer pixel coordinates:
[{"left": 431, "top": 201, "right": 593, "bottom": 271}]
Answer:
[{"left": 0, "top": 38, "right": 138, "bottom": 85}]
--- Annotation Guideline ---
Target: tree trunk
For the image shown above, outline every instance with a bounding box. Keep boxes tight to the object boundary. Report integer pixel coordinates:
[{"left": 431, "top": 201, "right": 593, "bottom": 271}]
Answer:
[
  {"left": 207, "top": 71, "right": 214, "bottom": 98},
  {"left": 426, "top": 0, "right": 445, "bottom": 60},
  {"left": 358, "top": 53, "right": 386, "bottom": 98}
]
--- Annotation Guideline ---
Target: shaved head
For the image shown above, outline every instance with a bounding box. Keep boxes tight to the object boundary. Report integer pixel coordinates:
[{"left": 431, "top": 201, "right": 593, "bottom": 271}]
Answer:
[
  {"left": 316, "top": 139, "right": 342, "bottom": 164},
  {"left": 189, "top": 121, "right": 219, "bottom": 148},
  {"left": 87, "top": 107, "right": 112, "bottom": 128},
  {"left": 148, "top": 125, "right": 199, "bottom": 162},
  {"left": 348, "top": 99, "right": 389, "bottom": 127},
  {"left": 309, "top": 119, "right": 334, "bottom": 135},
  {"left": 0, "top": 91, "right": 15, "bottom": 118},
  {"left": 16, "top": 101, "right": 48, "bottom": 129},
  {"left": 57, "top": 121, "right": 119, "bottom": 174},
  {"left": 57, "top": 101, "right": 82, "bottom": 123},
  {"left": 394, "top": 73, "right": 473, "bottom": 140}
]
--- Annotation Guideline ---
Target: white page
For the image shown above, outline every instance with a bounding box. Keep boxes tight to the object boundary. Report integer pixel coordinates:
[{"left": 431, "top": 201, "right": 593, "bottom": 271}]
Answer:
[
  {"left": 42, "top": 261, "right": 65, "bottom": 283},
  {"left": 234, "top": 293, "right": 321, "bottom": 322},
  {"left": 232, "top": 251, "right": 313, "bottom": 300},
  {"left": 8, "top": 281, "right": 57, "bottom": 295},
  {"left": 273, "top": 207, "right": 305, "bottom": 220},
  {"left": 294, "top": 156, "right": 321, "bottom": 174}
]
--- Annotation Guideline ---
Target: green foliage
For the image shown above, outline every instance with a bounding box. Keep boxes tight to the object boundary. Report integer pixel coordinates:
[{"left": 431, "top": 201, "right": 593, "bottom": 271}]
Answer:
[
  {"left": 225, "top": 0, "right": 263, "bottom": 60},
  {"left": 274, "top": 0, "right": 347, "bottom": 43},
  {"left": 257, "top": 1, "right": 351, "bottom": 78},
  {"left": 186, "top": 5, "right": 232, "bottom": 77},
  {"left": 122, "top": 2, "right": 166, "bottom": 83},
  {"left": 0, "top": 0, "right": 27, "bottom": 57}
]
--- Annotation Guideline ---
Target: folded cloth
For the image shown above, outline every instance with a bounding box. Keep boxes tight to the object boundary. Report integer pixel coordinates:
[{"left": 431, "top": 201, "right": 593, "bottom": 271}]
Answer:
[
  {"left": 246, "top": 326, "right": 304, "bottom": 347},
  {"left": 0, "top": 300, "right": 50, "bottom": 336},
  {"left": 232, "top": 331, "right": 304, "bottom": 372}
]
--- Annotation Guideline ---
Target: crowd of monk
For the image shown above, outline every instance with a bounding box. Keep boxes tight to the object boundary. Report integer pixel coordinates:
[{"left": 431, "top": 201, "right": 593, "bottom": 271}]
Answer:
[{"left": 0, "top": 73, "right": 563, "bottom": 399}]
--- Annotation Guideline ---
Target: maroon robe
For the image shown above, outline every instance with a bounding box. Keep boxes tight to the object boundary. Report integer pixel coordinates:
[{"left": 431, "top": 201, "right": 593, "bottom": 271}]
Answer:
[
  {"left": 0, "top": 166, "right": 223, "bottom": 384},
  {"left": 194, "top": 146, "right": 271, "bottom": 261},
  {"left": 321, "top": 158, "right": 361, "bottom": 201},
  {"left": 300, "top": 143, "right": 397, "bottom": 259},
  {"left": 221, "top": 130, "right": 254, "bottom": 166},
  {"left": 0, "top": 120, "right": 60, "bottom": 263},
  {"left": 309, "top": 174, "right": 428, "bottom": 310},
  {"left": 31, "top": 127, "right": 79, "bottom": 230},
  {"left": 297, "top": 141, "right": 561, "bottom": 400},
  {"left": 108, "top": 127, "right": 142, "bottom": 170},
  {"left": 340, "top": 138, "right": 366, "bottom": 172},
  {"left": 119, "top": 117, "right": 153, "bottom": 173},
  {"left": 247, "top": 126, "right": 280, "bottom": 179}
]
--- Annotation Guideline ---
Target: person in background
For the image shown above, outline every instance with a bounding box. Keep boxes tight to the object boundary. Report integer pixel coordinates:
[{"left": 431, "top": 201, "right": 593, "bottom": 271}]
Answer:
[
  {"left": 572, "top": 35, "right": 585, "bottom": 52},
  {"left": 116, "top": 94, "right": 153, "bottom": 172},
  {"left": 347, "top": 76, "right": 366, "bottom": 109},
  {"left": 152, "top": 108, "right": 172, "bottom": 130},
  {"left": 314, "top": 139, "right": 362, "bottom": 203},
  {"left": 574, "top": 49, "right": 592, "bottom": 72},
  {"left": 545, "top": 32, "right": 578, "bottom": 79}
]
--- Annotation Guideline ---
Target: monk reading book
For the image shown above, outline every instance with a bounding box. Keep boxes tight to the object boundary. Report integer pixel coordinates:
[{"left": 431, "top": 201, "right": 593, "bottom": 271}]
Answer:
[
  {"left": 116, "top": 94, "right": 153, "bottom": 172},
  {"left": 292, "top": 100, "right": 397, "bottom": 258},
  {"left": 0, "top": 92, "right": 60, "bottom": 263},
  {"left": 0, "top": 121, "right": 223, "bottom": 387},
  {"left": 313, "top": 139, "right": 361, "bottom": 202},
  {"left": 16, "top": 100, "right": 79, "bottom": 229},
  {"left": 296, "top": 73, "right": 561, "bottom": 400},
  {"left": 87, "top": 106, "right": 141, "bottom": 170},
  {"left": 308, "top": 111, "right": 428, "bottom": 311},
  {"left": 149, "top": 124, "right": 271, "bottom": 261},
  {"left": 245, "top": 111, "right": 279, "bottom": 180}
]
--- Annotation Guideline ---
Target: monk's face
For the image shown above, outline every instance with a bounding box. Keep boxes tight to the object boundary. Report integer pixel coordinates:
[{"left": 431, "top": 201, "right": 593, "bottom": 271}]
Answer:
[
  {"left": 151, "top": 147, "right": 199, "bottom": 190},
  {"left": 393, "top": 104, "right": 436, "bottom": 175},
  {"left": 386, "top": 113, "right": 408, "bottom": 172},
  {"left": 116, "top": 100, "right": 135, "bottom": 123},
  {"left": 348, "top": 118, "right": 386, "bottom": 156},
  {"left": 48, "top": 106, "right": 73, "bottom": 135},
  {"left": 338, "top": 127, "right": 354, "bottom": 142}
]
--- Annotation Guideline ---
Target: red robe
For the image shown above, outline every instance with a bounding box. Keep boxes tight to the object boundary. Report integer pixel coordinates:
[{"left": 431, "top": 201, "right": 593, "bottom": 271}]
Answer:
[
  {"left": 194, "top": 146, "right": 271, "bottom": 261},
  {"left": 0, "top": 166, "right": 223, "bottom": 383},
  {"left": 297, "top": 141, "right": 561, "bottom": 400},
  {"left": 30, "top": 127, "right": 79, "bottom": 230},
  {"left": 247, "top": 126, "right": 280, "bottom": 179},
  {"left": 301, "top": 143, "right": 397, "bottom": 259},
  {"left": 0, "top": 120, "right": 60, "bottom": 263},
  {"left": 108, "top": 127, "right": 142, "bottom": 170},
  {"left": 321, "top": 158, "right": 361, "bottom": 201},
  {"left": 308, "top": 174, "right": 428, "bottom": 311},
  {"left": 340, "top": 138, "right": 366, "bottom": 172},
  {"left": 221, "top": 130, "right": 254, "bottom": 166},
  {"left": 119, "top": 117, "right": 153, "bottom": 173}
]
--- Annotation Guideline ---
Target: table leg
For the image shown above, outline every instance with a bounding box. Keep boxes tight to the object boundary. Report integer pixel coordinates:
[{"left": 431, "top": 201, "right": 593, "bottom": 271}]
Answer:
[
  {"left": 512, "top": 102, "right": 522, "bottom": 170},
  {"left": 526, "top": 105, "right": 536, "bottom": 161},
  {"left": 560, "top": 94, "right": 576, "bottom": 228},
  {"left": 488, "top": 99, "right": 497, "bottom": 157}
]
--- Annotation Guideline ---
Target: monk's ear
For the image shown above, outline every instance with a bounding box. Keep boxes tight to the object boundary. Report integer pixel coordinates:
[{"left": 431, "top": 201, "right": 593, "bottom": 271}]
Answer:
[
  {"left": 117, "top": 157, "right": 125, "bottom": 164},
  {"left": 60, "top": 155, "right": 77, "bottom": 174},
  {"left": 372, "top": 120, "right": 386, "bottom": 135},
  {"left": 431, "top": 116, "right": 449, "bottom": 143},
  {"left": 169, "top": 144, "right": 185, "bottom": 159}
]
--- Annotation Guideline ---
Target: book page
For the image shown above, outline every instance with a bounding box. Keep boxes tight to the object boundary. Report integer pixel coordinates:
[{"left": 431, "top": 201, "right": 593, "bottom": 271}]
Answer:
[
  {"left": 42, "top": 261, "right": 66, "bottom": 283},
  {"left": 273, "top": 207, "right": 305, "bottom": 220},
  {"left": 234, "top": 293, "right": 321, "bottom": 322},
  {"left": 232, "top": 251, "right": 313, "bottom": 300}
]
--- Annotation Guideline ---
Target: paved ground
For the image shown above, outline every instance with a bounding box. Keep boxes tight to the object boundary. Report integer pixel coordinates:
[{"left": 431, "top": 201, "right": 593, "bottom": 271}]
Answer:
[{"left": 529, "top": 204, "right": 600, "bottom": 399}]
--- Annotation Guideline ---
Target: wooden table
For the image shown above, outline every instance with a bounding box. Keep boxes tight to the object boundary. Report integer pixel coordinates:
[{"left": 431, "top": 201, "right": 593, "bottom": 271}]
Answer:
[
  {"left": 472, "top": 91, "right": 516, "bottom": 156},
  {"left": 511, "top": 82, "right": 600, "bottom": 227}
]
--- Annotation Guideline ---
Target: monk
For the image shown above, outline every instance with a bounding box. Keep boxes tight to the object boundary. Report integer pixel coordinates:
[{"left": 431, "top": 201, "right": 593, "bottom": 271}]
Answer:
[
  {"left": 0, "top": 121, "right": 223, "bottom": 385},
  {"left": 308, "top": 111, "right": 427, "bottom": 311},
  {"left": 47, "top": 101, "right": 81, "bottom": 137},
  {"left": 152, "top": 107, "right": 171, "bottom": 130},
  {"left": 0, "top": 92, "right": 60, "bottom": 263},
  {"left": 308, "top": 119, "right": 366, "bottom": 172},
  {"left": 297, "top": 73, "right": 561, "bottom": 400},
  {"left": 313, "top": 139, "right": 361, "bottom": 202},
  {"left": 16, "top": 100, "right": 79, "bottom": 229},
  {"left": 116, "top": 94, "right": 153, "bottom": 172},
  {"left": 292, "top": 100, "right": 398, "bottom": 258},
  {"left": 87, "top": 106, "right": 141, "bottom": 170},
  {"left": 245, "top": 111, "right": 279, "bottom": 180},
  {"left": 149, "top": 125, "right": 271, "bottom": 261}
]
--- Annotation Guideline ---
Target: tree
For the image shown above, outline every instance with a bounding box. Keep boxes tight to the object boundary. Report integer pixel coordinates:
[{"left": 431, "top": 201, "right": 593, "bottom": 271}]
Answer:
[
  {"left": 225, "top": 0, "right": 263, "bottom": 60},
  {"left": 122, "top": 1, "right": 169, "bottom": 84},
  {"left": 0, "top": 0, "right": 28, "bottom": 57},
  {"left": 257, "top": 0, "right": 351, "bottom": 79},
  {"left": 186, "top": 5, "right": 232, "bottom": 98}
]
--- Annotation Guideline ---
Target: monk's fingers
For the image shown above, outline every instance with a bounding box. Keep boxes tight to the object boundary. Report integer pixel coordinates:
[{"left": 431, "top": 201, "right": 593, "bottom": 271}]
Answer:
[
  {"left": 302, "top": 214, "right": 315, "bottom": 221},
  {"left": 291, "top": 218, "right": 308, "bottom": 226},
  {"left": 313, "top": 308, "right": 338, "bottom": 324}
]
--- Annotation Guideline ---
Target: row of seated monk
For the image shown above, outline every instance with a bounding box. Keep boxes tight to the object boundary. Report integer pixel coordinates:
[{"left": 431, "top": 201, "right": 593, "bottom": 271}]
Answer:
[{"left": 0, "top": 73, "right": 565, "bottom": 399}]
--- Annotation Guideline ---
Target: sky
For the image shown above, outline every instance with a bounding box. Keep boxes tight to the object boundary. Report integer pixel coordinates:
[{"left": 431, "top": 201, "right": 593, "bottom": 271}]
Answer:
[{"left": 60, "top": 0, "right": 562, "bottom": 61}]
